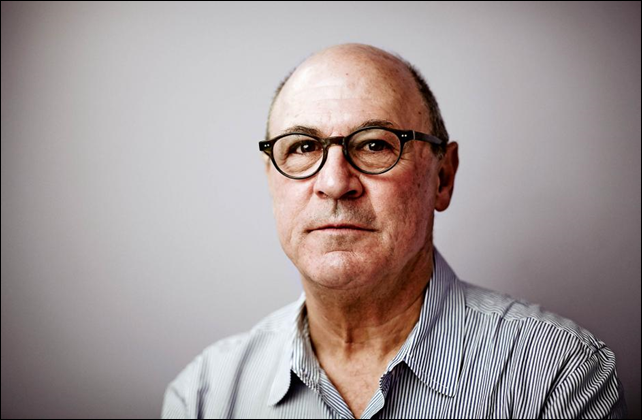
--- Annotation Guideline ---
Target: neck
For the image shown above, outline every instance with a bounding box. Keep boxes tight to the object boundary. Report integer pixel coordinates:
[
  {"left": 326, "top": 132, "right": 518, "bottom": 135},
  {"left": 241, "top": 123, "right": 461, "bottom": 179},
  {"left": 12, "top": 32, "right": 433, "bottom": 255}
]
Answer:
[{"left": 303, "top": 244, "right": 434, "bottom": 362}]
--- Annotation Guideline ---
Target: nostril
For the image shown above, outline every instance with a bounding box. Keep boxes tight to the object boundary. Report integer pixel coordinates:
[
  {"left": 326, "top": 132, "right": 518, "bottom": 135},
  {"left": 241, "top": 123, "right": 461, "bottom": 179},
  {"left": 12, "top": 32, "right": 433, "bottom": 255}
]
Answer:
[{"left": 313, "top": 158, "right": 364, "bottom": 200}]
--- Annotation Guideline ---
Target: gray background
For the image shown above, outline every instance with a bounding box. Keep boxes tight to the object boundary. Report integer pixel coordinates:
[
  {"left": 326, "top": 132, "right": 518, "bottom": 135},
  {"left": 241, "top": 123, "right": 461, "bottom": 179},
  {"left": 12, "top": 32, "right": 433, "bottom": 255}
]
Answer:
[{"left": 2, "top": 1, "right": 640, "bottom": 418}]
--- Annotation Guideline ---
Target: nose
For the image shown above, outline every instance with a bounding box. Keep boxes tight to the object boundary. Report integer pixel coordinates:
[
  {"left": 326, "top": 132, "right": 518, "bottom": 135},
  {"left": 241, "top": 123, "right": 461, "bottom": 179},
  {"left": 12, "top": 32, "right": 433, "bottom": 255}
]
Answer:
[{"left": 313, "top": 145, "right": 364, "bottom": 200}]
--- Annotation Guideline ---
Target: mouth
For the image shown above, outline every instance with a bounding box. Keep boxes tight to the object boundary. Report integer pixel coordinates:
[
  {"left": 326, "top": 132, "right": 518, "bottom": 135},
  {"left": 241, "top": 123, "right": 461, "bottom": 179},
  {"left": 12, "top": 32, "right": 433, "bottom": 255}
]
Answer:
[{"left": 309, "top": 224, "right": 375, "bottom": 233}]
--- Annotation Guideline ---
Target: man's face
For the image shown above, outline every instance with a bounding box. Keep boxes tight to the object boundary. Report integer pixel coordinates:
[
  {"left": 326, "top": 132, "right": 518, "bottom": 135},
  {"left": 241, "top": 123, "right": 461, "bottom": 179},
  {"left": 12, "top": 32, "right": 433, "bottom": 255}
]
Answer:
[{"left": 266, "top": 48, "right": 453, "bottom": 293}]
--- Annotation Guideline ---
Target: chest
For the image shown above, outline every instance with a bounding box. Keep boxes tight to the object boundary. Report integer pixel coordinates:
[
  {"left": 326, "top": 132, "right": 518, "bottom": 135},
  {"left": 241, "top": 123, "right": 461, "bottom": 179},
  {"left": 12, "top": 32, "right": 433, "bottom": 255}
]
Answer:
[{"left": 320, "top": 360, "right": 388, "bottom": 418}]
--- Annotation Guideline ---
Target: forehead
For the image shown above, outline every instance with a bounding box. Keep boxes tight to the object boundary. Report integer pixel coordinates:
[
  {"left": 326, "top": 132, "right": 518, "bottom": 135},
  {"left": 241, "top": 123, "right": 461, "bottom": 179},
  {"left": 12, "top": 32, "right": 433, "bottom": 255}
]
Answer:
[{"left": 270, "top": 54, "right": 426, "bottom": 136}]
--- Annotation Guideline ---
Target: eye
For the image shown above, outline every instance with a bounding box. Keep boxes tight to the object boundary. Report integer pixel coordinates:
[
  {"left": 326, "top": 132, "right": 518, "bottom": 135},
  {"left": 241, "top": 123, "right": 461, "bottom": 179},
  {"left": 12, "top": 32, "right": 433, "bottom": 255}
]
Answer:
[
  {"left": 361, "top": 140, "right": 392, "bottom": 152},
  {"left": 289, "top": 140, "right": 321, "bottom": 155}
]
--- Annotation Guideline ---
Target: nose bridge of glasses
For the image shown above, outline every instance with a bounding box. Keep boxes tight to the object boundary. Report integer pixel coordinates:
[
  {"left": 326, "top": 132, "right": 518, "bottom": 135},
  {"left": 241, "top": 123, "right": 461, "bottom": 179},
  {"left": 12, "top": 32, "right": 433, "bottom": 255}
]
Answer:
[
  {"left": 317, "top": 136, "right": 348, "bottom": 163},
  {"left": 319, "top": 136, "right": 348, "bottom": 164},
  {"left": 320, "top": 136, "right": 347, "bottom": 149},
  {"left": 314, "top": 134, "right": 355, "bottom": 174},
  {"left": 315, "top": 136, "right": 358, "bottom": 180}
]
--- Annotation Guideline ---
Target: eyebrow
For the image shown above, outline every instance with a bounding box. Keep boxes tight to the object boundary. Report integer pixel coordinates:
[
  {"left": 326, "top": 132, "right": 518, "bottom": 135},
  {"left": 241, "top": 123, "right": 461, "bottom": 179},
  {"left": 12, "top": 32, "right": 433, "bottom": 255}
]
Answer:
[{"left": 279, "top": 119, "right": 397, "bottom": 138}]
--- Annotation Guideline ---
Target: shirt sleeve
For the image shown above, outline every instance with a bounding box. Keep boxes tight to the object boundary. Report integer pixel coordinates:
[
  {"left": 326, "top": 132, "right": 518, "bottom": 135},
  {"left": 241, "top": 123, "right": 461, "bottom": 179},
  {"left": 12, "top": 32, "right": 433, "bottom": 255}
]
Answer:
[
  {"left": 161, "top": 353, "right": 204, "bottom": 419},
  {"left": 162, "top": 380, "right": 189, "bottom": 419},
  {"left": 539, "top": 344, "right": 627, "bottom": 419}
]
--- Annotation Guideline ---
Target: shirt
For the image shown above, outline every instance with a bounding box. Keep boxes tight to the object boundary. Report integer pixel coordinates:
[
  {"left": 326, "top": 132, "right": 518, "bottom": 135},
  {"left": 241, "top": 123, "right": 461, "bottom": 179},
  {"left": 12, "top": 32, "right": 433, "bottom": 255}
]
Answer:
[{"left": 161, "top": 248, "right": 627, "bottom": 419}]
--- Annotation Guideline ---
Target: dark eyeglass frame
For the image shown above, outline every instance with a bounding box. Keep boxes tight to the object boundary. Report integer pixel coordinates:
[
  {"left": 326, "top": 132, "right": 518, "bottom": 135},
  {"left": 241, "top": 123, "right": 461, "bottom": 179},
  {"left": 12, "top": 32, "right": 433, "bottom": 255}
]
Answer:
[{"left": 258, "top": 126, "right": 446, "bottom": 180}]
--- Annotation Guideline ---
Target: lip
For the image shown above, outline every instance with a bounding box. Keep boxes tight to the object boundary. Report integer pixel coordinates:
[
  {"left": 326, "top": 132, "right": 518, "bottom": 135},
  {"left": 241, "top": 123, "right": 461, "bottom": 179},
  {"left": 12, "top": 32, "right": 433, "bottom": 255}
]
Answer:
[{"left": 310, "top": 224, "right": 375, "bottom": 232}]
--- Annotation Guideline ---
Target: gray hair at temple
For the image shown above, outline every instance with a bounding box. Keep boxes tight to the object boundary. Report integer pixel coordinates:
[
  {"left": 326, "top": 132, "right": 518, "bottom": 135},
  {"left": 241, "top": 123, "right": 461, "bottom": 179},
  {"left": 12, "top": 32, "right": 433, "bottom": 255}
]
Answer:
[{"left": 264, "top": 49, "right": 450, "bottom": 158}]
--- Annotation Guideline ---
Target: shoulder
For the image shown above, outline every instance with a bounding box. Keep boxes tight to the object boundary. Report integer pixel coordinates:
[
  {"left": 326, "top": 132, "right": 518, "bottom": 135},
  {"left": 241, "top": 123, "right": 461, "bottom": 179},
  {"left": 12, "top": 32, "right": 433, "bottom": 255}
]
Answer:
[
  {"left": 188, "top": 297, "right": 298, "bottom": 368},
  {"left": 161, "top": 298, "right": 301, "bottom": 418},
  {"left": 457, "top": 280, "right": 626, "bottom": 417},
  {"left": 460, "top": 280, "right": 606, "bottom": 354}
]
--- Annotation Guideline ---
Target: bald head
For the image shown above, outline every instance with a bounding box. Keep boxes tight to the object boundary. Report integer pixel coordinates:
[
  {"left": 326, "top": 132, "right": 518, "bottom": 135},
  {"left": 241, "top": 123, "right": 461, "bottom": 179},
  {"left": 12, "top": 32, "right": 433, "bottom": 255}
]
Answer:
[{"left": 266, "top": 43, "right": 449, "bottom": 155}]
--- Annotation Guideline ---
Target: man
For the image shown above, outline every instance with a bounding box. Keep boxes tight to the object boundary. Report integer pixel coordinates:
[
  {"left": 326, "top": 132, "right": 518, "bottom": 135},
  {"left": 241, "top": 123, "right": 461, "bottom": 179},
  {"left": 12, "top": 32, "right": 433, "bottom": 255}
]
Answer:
[{"left": 162, "top": 43, "right": 626, "bottom": 419}]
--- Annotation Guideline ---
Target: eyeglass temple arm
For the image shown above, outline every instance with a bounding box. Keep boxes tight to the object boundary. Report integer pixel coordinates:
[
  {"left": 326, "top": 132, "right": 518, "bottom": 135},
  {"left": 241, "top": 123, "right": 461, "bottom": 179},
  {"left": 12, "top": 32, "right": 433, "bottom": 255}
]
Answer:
[{"left": 411, "top": 131, "right": 445, "bottom": 146}]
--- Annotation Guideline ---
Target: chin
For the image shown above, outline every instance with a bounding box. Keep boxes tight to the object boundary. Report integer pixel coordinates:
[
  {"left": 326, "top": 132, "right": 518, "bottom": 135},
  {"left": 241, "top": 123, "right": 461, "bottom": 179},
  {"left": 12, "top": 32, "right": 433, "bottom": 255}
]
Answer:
[{"left": 299, "top": 251, "right": 381, "bottom": 290}]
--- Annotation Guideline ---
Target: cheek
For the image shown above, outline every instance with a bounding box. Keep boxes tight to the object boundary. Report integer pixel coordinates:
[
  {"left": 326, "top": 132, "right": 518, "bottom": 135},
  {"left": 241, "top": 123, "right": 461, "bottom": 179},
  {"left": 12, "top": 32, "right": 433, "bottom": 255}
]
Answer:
[
  {"left": 270, "top": 177, "right": 309, "bottom": 247},
  {"left": 376, "top": 168, "right": 436, "bottom": 250}
]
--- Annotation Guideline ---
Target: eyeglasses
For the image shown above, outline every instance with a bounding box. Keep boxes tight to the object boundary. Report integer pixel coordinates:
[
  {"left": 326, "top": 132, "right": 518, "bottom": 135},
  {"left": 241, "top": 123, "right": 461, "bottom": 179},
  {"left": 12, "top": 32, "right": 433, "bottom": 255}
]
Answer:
[{"left": 259, "top": 126, "right": 445, "bottom": 180}]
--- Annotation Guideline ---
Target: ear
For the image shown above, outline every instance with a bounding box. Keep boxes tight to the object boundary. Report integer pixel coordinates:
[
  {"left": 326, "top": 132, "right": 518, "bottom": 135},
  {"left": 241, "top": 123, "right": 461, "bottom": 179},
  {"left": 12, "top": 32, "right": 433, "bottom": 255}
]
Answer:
[{"left": 435, "top": 142, "right": 459, "bottom": 212}]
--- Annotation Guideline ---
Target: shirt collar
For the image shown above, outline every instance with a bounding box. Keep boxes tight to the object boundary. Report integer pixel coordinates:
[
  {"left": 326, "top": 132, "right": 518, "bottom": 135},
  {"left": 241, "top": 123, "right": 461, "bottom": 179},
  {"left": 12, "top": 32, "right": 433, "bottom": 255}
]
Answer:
[
  {"left": 401, "top": 247, "right": 465, "bottom": 397},
  {"left": 267, "top": 292, "right": 306, "bottom": 406},
  {"left": 267, "top": 247, "right": 465, "bottom": 406}
]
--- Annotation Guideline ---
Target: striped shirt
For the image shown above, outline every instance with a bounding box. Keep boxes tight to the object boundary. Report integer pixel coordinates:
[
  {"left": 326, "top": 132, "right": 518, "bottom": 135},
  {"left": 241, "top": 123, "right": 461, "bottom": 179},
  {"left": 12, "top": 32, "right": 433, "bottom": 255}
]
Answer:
[{"left": 162, "top": 248, "right": 627, "bottom": 419}]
